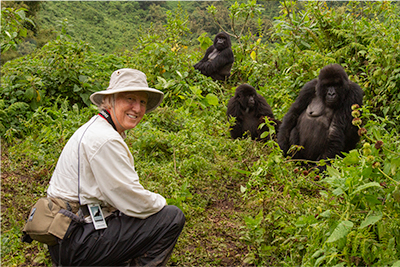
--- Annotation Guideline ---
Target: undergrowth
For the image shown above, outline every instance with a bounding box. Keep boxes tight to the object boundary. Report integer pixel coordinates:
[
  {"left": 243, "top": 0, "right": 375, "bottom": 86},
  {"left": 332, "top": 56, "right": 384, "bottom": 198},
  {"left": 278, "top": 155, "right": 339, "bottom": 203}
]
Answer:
[{"left": 2, "top": 1, "right": 400, "bottom": 266}]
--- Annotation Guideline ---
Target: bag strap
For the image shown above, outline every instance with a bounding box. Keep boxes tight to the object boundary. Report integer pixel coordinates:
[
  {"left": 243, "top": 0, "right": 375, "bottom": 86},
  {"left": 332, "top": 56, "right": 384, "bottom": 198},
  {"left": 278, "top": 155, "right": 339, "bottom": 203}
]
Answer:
[
  {"left": 77, "top": 116, "right": 99, "bottom": 205},
  {"left": 58, "top": 209, "right": 85, "bottom": 224}
]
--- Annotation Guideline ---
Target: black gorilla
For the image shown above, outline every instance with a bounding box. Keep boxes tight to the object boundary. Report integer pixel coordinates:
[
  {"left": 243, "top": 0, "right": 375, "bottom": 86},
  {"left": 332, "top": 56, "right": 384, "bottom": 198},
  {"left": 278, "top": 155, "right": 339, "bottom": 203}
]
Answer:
[
  {"left": 194, "top": 32, "right": 234, "bottom": 81},
  {"left": 227, "top": 84, "right": 279, "bottom": 140},
  {"left": 277, "top": 64, "right": 364, "bottom": 161}
]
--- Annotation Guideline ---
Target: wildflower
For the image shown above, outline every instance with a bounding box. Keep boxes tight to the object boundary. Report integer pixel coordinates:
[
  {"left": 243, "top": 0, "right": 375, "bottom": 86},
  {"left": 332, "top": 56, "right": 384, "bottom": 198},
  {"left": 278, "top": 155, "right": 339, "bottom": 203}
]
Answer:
[
  {"left": 372, "top": 162, "right": 381, "bottom": 169},
  {"left": 363, "top": 143, "right": 371, "bottom": 155},
  {"left": 375, "top": 140, "right": 384, "bottom": 150},
  {"left": 351, "top": 110, "right": 361, "bottom": 118},
  {"left": 352, "top": 118, "right": 362, "bottom": 126},
  {"left": 358, "top": 128, "right": 367, "bottom": 136},
  {"left": 363, "top": 143, "right": 371, "bottom": 149},
  {"left": 366, "top": 155, "right": 375, "bottom": 163}
]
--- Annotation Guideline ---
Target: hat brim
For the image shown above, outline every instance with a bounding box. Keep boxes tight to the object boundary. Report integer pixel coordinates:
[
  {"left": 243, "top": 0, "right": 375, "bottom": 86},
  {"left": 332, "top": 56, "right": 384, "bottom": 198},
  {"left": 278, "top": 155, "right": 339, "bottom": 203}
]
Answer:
[{"left": 90, "top": 87, "right": 164, "bottom": 113}]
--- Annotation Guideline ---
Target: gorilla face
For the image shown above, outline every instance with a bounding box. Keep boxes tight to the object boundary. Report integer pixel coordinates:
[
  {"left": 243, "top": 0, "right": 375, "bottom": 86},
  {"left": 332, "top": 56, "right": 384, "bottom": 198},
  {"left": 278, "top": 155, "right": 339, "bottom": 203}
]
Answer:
[
  {"left": 324, "top": 86, "right": 339, "bottom": 107},
  {"left": 236, "top": 85, "right": 257, "bottom": 110},
  {"left": 317, "top": 64, "right": 349, "bottom": 108},
  {"left": 215, "top": 37, "right": 226, "bottom": 50},
  {"left": 214, "top": 32, "right": 231, "bottom": 51}
]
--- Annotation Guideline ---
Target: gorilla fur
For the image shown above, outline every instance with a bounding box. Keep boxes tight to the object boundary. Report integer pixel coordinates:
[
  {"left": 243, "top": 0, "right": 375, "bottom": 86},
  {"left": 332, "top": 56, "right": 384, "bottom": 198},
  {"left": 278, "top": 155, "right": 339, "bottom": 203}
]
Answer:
[
  {"left": 194, "top": 32, "right": 234, "bottom": 81},
  {"left": 227, "top": 84, "right": 279, "bottom": 140},
  {"left": 277, "top": 64, "right": 364, "bottom": 161}
]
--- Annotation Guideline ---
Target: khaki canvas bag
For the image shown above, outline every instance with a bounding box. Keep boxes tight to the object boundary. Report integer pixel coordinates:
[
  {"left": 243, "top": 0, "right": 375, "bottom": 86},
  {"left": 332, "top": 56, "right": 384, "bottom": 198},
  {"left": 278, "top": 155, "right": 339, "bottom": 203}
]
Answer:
[{"left": 22, "top": 197, "right": 81, "bottom": 246}]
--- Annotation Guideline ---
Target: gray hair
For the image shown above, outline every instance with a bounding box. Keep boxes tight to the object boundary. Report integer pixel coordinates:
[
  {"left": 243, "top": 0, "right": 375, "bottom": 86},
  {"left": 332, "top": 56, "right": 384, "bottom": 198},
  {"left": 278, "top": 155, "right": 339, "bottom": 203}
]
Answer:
[{"left": 97, "top": 94, "right": 114, "bottom": 111}]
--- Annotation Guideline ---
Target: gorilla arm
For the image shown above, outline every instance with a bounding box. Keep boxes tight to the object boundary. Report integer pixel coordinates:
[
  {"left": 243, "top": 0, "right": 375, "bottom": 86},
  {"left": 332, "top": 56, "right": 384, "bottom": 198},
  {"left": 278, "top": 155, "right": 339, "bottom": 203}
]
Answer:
[
  {"left": 277, "top": 79, "right": 318, "bottom": 154},
  {"left": 227, "top": 96, "right": 245, "bottom": 139},
  {"left": 255, "top": 94, "right": 275, "bottom": 118},
  {"left": 193, "top": 45, "right": 215, "bottom": 72}
]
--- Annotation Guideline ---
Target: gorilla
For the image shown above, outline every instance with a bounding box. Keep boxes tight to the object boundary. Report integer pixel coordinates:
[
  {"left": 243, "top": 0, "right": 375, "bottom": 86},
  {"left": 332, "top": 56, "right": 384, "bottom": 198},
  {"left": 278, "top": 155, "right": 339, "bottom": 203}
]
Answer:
[
  {"left": 227, "top": 84, "right": 279, "bottom": 140},
  {"left": 277, "top": 64, "right": 364, "bottom": 161},
  {"left": 194, "top": 32, "right": 234, "bottom": 81}
]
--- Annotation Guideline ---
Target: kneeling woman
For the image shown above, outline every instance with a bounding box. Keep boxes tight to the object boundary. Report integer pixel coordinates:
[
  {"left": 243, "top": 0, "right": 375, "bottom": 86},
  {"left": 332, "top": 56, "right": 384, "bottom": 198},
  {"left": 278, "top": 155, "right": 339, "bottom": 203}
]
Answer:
[{"left": 46, "top": 69, "right": 185, "bottom": 266}]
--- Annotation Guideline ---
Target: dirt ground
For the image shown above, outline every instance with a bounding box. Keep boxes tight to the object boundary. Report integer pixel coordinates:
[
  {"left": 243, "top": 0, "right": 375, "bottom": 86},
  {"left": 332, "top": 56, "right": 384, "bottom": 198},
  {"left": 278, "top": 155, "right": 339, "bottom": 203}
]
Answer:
[{"left": 1, "top": 151, "right": 253, "bottom": 266}]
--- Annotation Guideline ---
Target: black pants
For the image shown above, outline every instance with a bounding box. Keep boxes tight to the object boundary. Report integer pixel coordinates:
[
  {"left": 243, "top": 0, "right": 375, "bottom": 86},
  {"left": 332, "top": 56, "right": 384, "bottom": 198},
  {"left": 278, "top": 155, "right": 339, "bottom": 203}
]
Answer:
[{"left": 49, "top": 205, "right": 185, "bottom": 266}]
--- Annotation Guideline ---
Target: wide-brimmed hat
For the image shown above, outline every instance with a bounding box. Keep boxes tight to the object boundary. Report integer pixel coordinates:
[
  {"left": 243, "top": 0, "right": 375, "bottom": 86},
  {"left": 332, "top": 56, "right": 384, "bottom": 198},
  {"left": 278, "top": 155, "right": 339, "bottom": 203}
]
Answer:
[{"left": 90, "top": 68, "right": 164, "bottom": 113}]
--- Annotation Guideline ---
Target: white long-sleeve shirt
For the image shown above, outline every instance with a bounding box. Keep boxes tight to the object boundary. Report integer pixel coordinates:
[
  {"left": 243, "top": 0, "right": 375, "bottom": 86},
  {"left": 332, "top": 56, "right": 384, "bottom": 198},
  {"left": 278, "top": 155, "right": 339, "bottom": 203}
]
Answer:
[{"left": 47, "top": 115, "right": 166, "bottom": 219}]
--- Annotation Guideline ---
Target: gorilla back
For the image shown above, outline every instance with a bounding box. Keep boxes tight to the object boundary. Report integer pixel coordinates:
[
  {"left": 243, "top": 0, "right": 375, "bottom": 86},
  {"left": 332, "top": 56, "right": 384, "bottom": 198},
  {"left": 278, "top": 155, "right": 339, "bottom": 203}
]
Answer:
[
  {"left": 194, "top": 32, "right": 234, "bottom": 81},
  {"left": 278, "top": 64, "right": 364, "bottom": 161}
]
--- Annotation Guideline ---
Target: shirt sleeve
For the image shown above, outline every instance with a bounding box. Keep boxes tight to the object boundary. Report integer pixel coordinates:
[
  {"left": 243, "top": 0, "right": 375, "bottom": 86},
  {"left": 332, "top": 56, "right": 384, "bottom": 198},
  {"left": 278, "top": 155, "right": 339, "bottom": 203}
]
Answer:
[{"left": 89, "top": 138, "right": 167, "bottom": 219}]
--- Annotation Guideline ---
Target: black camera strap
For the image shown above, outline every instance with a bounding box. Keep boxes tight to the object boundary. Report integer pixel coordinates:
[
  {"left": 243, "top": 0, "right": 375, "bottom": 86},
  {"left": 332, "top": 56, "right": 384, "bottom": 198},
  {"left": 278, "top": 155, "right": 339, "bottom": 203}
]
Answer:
[{"left": 99, "top": 109, "right": 117, "bottom": 132}]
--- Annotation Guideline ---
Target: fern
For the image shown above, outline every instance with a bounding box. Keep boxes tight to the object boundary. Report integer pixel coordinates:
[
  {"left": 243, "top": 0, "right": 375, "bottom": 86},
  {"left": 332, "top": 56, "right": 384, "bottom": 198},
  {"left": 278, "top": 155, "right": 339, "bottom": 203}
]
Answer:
[{"left": 6, "top": 102, "right": 29, "bottom": 114}]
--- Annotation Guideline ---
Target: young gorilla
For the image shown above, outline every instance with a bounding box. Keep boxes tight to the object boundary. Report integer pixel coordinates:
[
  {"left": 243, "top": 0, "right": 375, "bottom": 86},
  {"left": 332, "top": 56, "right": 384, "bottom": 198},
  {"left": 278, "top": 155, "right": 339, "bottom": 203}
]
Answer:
[
  {"left": 227, "top": 84, "right": 279, "bottom": 140},
  {"left": 277, "top": 64, "right": 364, "bottom": 161},
  {"left": 194, "top": 32, "right": 234, "bottom": 81}
]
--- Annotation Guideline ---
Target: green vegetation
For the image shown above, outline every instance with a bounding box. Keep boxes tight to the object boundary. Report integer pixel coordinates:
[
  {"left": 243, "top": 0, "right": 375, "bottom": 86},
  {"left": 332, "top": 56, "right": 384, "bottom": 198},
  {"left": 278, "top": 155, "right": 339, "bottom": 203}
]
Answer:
[
  {"left": 1, "top": 1, "right": 279, "bottom": 58},
  {"left": 1, "top": 1, "right": 400, "bottom": 266}
]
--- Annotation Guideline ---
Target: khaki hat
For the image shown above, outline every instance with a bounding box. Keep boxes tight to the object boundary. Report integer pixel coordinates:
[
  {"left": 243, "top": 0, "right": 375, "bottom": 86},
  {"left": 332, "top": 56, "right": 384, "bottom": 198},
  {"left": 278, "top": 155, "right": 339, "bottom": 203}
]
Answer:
[{"left": 90, "top": 68, "right": 164, "bottom": 113}]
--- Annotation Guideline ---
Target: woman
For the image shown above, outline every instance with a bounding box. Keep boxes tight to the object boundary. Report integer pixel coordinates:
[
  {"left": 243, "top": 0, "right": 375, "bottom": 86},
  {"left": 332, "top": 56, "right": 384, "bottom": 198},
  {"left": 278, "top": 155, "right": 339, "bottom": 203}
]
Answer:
[{"left": 46, "top": 69, "right": 185, "bottom": 266}]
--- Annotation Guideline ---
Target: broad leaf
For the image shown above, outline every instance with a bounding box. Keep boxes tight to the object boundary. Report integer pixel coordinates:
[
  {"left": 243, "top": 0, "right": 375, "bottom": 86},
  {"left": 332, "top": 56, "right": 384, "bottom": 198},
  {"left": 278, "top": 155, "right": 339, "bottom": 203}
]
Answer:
[
  {"left": 351, "top": 182, "right": 381, "bottom": 196},
  {"left": 205, "top": 93, "right": 219, "bottom": 106},
  {"left": 326, "top": 221, "right": 353, "bottom": 243},
  {"left": 359, "top": 213, "right": 382, "bottom": 229}
]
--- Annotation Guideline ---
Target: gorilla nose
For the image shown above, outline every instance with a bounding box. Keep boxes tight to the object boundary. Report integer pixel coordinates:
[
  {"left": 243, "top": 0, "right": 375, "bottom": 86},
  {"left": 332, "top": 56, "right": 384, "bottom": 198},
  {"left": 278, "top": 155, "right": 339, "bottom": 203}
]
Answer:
[{"left": 327, "top": 87, "right": 336, "bottom": 97}]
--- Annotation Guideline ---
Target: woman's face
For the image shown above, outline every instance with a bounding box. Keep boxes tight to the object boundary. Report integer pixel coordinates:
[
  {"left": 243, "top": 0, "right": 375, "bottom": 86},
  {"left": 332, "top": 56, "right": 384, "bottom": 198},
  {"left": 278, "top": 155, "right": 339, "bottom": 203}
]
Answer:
[{"left": 111, "top": 91, "right": 148, "bottom": 133}]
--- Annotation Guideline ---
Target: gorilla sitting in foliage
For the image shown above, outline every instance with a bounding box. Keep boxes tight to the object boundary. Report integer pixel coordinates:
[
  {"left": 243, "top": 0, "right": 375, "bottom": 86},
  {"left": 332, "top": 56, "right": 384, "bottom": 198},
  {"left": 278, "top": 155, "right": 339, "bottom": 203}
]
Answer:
[
  {"left": 227, "top": 84, "right": 279, "bottom": 140},
  {"left": 194, "top": 32, "right": 234, "bottom": 81},
  {"left": 277, "top": 64, "right": 364, "bottom": 162}
]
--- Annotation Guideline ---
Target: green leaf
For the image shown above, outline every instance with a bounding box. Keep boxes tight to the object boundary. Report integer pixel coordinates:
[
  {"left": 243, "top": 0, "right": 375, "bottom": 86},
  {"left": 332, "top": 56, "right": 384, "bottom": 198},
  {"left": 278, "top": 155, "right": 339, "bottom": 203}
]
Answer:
[
  {"left": 392, "top": 260, "right": 400, "bottom": 267},
  {"left": 73, "top": 84, "right": 82, "bottom": 92},
  {"left": 234, "top": 168, "right": 251, "bottom": 176},
  {"left": 24, "top": 87, "right": 35, "bottom": 100},
  {"left": 343, "top": 150, "right": 359, "bottom": 165},
  {"left": 351, "top": 182, "right": 381, "bottom": 196},
  {"left": 364, "top": 194, "right": 382, "bottom": 205},
  {"left": 311, "top": 249, "right": 324, "bottom": 258},
  {"left": 332, "top": 187, "right": 345, "bottom": 196},
  {"left": 205, "top": 93, "right": 219, "bottom": 106},
  {"left": 315, "top": 254, "right": 327, "bottom": 266},
  {"left": 240, "top": 185, "right": 246, "bottom": 193},
  {"left": 244, "top": 210, "right": 263, "bottom": 230},
  {"left": 79, "top": 75, "right": 88, "bottom": 83},
  {"left": 320, "top": 210, "right": 331, "bottom": 218},
  {"left": 295, "top": 215, "right": 317, "bottom": 228},
  {"left": 359, "top": 212, "right": 382, "bottom": 229},
  {"left": 260, "top": 131, "right": 270, "bottom": 139},
  {"left": 326, "top": 165, "right": 341, "bottom": 178},
  {"left": 326, "top": 221, "right": 353, "bottom": 243}
]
